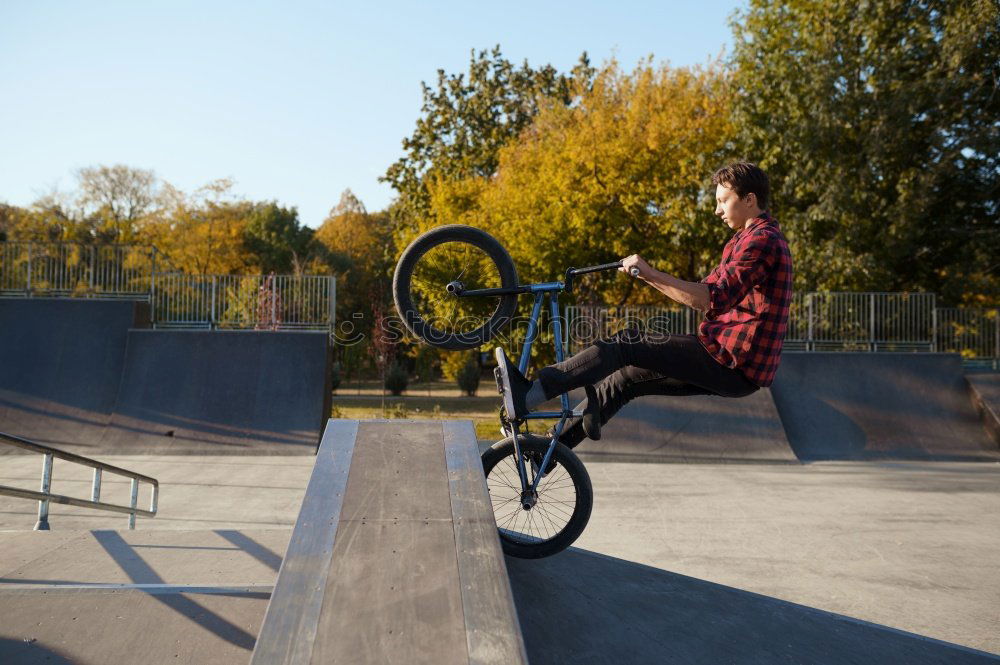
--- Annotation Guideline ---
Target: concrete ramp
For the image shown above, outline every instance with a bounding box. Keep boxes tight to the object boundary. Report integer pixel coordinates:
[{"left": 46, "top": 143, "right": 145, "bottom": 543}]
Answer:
[
  {"left": 253, "top": 419, "right": 527, "bottom": 664},
  {"left": 967, "top": 373, "right": 1000, "bottom": 448},
  {"left": 770, "top": 353, "right": 999, "bottom": 461},
  {"left": 0, "top": 298, "right": 331, "bottom": 455},
  {"left": 101, "top": 330, "right": 330, "bottom": 454},
  {"left": 0, "top": 298, "right": 148, "bottom": 449},
  {"left": 570, "top": 387, "right": 797, "bottom": 463}
]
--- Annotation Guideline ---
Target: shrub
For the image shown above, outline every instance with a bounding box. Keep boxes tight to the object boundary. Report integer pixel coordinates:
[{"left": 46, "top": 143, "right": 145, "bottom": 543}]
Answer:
[
  {"left": 456, "top": 358, "right": 481, "bottom": 396},
  {"left": 413, "top": 345, "right": 440, "bottom": 383},
  {"left": 440, "top": 350, "right": 473, "bottom": 381},
  {"left": 384, "top": 362, "right": 409, "bottom": 395},
  {"left": 330, "top": 362, "right": 341, "bottom": 394}
]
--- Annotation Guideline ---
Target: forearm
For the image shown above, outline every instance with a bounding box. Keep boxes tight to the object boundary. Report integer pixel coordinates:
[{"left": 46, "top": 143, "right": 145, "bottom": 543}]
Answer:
[{"left": 642, "top": 270, "right": 710, "bottom": 313}]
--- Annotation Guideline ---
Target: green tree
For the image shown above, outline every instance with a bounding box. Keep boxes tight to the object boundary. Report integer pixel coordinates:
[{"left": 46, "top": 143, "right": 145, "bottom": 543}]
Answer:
[
  {"left": 730, "top": 0, "right": 1000, "bottom": 304},
  {"left": 242, "top": 202, "right": 315, "bottom": 274},
  {"left": 381, "top": 45, "right": 595, "bottom": 226}
]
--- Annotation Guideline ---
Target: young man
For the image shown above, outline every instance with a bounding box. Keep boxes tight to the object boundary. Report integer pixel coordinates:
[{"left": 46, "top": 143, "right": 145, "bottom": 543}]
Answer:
[{"left": 495, "top": 161, "right": 793, "bottom": 449}]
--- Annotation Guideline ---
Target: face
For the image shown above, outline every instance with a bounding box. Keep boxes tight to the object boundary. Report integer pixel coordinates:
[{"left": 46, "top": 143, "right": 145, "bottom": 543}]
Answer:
[{"left": 714, "top": 183, "right": 759, "bottom": 231}]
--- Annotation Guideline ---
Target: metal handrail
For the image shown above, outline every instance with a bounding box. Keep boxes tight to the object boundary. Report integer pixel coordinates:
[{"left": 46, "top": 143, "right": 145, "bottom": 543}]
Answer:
[{"left": 0, "top": 431, "right": 158, "bottom": 530}]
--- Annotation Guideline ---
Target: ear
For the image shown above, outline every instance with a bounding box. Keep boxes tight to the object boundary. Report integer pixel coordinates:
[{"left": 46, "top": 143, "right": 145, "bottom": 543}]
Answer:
[{"left": 743, "top": 192, "right": 757, "bottom": 207}]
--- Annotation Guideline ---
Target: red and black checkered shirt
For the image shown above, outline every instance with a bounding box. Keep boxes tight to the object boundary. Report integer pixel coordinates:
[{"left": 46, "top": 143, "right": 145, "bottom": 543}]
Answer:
[{"left": 698, "top": 213, "right": 793, "bottom": 387}]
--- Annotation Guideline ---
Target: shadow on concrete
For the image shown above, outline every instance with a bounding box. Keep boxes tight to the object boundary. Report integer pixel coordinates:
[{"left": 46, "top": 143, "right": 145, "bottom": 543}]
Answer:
[
  {"left": 0, "top": 638, "right": 77, "bottom": 665},
  {"left": 92, "top": 530, "right": 257, "bottom": 650},
  {"left": 507, "top": 548, "right": 999, "bottom": 664},
  {"left": 216, "top": 529, "right": 284, "bottom": 572}
]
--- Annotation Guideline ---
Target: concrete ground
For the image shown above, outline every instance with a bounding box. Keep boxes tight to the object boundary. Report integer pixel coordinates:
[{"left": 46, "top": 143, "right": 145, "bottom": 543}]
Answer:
[{"left": 1, "top": 453, "right": 998, "bottom": 656}]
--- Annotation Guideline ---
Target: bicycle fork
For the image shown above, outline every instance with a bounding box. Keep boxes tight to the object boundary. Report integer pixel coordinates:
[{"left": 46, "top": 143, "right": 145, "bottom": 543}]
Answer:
[{"left": 495, "top": 289, "right": 574, "bottom": 510}]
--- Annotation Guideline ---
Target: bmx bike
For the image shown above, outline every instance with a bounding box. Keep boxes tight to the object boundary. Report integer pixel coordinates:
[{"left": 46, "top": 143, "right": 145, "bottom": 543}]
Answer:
[{"left": 393, "top": 224, "right": 637, "bottom": 559}]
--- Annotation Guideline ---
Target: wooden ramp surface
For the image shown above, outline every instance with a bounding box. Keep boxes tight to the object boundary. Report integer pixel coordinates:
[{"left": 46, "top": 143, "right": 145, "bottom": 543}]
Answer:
[{"left": 252, "top": 419, "right": 527, "bottom": 665}]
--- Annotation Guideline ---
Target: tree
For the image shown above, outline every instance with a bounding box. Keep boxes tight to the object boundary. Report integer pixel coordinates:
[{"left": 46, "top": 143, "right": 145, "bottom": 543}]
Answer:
[
  {"left": 381, "top": 45, "right": 595, "bottom": 226},
  {"left": 315, "top": 189, "right": 395, "bottom": 326},
  {"left": 241, "top": 202, "right": 315, "bottom": 274},
  {"left": 730, "top": 0, "right": 1000, "bottom": 304},
  {"left": 415, "top": 60, "right": 735, "bottom": 310},
  {"left": 76, "top": 164, "right": 161, "bottom": 242}
]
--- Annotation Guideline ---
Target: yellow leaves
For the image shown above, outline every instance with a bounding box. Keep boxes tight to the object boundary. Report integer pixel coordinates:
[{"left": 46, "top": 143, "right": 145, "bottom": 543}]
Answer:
[{"left": 417, "top": 59, "right": 734, "bottom": 306}]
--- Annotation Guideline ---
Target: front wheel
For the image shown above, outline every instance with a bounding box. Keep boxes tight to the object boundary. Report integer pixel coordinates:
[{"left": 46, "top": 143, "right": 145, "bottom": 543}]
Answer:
[
  {"left": 393, "top": 225, "right": 518, "bottom": 350},
  {"left": 481, "top": 434, "right": 593, "bottom": 559}
]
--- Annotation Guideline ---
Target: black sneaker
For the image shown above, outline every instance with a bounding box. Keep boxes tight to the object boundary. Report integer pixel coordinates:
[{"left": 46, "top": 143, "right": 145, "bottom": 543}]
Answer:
[
  {"left": 494, "top": 347, "right": 532, "bottom": 420},
  {"left": 582, "top": 384, "right": 602, "bottom": 441}
]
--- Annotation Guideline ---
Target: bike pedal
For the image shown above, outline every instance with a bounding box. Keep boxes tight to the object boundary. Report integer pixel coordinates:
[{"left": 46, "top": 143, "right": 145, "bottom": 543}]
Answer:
[{"left": 493, "top": 367, "right": 505, "bottom": 394}]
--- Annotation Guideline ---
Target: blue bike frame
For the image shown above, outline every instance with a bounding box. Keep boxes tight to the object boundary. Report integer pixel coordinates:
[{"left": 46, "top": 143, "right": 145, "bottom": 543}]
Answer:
[
  {"left": 461, "top": 260, "right": 630, "bottom": 497},
  {"left": 507, "top": 282, "right": 577, "bottom": 494}
]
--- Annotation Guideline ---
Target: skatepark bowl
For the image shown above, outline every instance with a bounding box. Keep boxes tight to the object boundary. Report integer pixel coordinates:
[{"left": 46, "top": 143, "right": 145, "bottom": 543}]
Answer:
[{"left": 1, "top": 299, "right": 999, "bottom": 663}]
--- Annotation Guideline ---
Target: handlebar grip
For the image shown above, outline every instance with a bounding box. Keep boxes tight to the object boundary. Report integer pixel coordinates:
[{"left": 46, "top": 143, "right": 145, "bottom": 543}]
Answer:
[
  {"left": 630, "top": 267, "right": 640, "bottom": 277},
  {"left": 569, "top": 262, "right": 623, "bottom": 276}
]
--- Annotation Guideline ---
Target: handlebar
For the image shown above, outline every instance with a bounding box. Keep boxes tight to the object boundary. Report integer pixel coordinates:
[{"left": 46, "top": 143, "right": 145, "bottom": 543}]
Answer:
[{"left": 564, "top": 261, "right": 640, "bottom": 293}]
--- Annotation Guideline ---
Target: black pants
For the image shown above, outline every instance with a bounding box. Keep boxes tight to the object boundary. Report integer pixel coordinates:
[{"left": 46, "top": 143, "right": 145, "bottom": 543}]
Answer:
[{"left": 537, "top": 331, "right": 759, "bottom": 448}]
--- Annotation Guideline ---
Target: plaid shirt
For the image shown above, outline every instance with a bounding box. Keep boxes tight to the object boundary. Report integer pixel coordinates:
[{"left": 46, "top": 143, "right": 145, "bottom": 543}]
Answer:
[{"left": 698, "top": 213, "right": 793, "bottom": 387}]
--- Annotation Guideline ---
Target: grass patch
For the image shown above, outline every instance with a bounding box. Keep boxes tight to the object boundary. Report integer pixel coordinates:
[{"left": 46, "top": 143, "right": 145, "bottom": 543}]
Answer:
[{"left": 331, "top": 402, "right": 558, "bottom": 441}]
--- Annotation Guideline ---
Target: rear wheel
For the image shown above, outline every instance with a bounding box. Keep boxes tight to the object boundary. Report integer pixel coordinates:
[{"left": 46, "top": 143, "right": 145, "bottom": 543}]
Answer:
[
  {"left": 481, "top": 434, "right": 593, "bottom": 559},
  {"left": 393, "top": 225, "right": 518, "bottom": 350}
]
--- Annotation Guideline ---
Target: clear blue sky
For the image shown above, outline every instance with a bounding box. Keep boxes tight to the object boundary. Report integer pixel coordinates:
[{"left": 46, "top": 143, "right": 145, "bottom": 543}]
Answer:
[{"left": 1, "top": 1, "right": 743, "bottom": 228}]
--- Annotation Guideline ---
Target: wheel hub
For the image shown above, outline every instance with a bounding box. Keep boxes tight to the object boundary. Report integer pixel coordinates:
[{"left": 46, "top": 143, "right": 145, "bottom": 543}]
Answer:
[
  {"left": 445, "top": 280, "right": 464, "bottom": 295},
  {"left": 521, "top": 491, "right": 537, "bottom": 510}
]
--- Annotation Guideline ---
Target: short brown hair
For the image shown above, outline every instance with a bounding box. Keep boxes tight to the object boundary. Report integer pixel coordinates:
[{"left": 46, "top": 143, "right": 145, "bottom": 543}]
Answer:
[{"left": 712, "top": 162, "right": 770, "bottom": 210}]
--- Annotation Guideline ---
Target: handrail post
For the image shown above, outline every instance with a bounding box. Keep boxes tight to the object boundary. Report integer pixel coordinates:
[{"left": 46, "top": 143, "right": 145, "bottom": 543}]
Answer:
[
  {"left": 128, "top": 478, "right": 139, "bottom": 530},
  {"left": 931, "top": 300, "right": 938, "bottom": 353},
  {"left": 151, "top": 247, "right": 157, "bottom": 325},
  {"left": 92, "top": 468, "right": 102, "bottom": 502},
  {"left": 807, "top": 293, "right": 814, "bottom": 352},
  {"left": 26, "top": 243, "right": 32, "bottom": 296},
  {"left": 35, "top": 453, "right": 53, "bottom": 531},
  {"left": 329, "top": 276, "right": 336, "bottom": 334},
  {"left": 211, "top": 276, "right": 217, "bottom": 330},
  {"left": 870, "top": 293, "right": 876, "bottom": 352}
]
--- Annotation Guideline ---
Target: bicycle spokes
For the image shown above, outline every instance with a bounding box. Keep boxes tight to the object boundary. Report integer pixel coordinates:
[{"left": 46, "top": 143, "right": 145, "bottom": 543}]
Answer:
[
  {"left": 486, "top": 453, "right": 577, "bottom": 545},
  {"left": 409, "top": 242, "right": 505, "bottom": 335}
]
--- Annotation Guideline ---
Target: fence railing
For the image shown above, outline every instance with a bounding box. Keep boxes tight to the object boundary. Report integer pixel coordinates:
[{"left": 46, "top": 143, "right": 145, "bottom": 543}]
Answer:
[
  {"left": 1, "top": 242, "right": 336, "bottom": 331},
  {"left": 0, "top": 431, "right": 158, "bottom": 530},
  {"left": 566, "top": 293, "right": 999, "bottom": 368},
  {"left": 0, "top": 242, "right": 160, "bottom": 298},
  {"left": 152, "top": 273, "right": 336, "bottom": 330},
  {"left": 936, "top": 307, "right": 1000, "bottom": 369}
]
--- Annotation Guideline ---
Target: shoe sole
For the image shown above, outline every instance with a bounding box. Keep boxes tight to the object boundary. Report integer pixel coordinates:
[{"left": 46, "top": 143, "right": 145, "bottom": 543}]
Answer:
[{"left": 495, "top": 347, "right": 519, "bottom": 424}]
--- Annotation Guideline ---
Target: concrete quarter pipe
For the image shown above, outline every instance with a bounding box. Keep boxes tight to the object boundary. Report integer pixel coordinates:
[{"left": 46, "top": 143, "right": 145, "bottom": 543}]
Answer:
[
  {"left": 769, "top": 353, "right": 999, "bottom": 461},
  {"left": 0, "top": 298, "right": 331, "bottom": 454}
]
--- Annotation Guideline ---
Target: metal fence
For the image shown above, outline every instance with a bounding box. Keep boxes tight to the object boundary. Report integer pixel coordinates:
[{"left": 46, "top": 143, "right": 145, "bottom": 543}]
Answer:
[
  {"left": 566, "top": 293, "right": 999, "bottom": 368},
  {"left": 0, "top": 243, "right": 160, "bottom": 298},
  {"left": 0, "top": 242, "right": 336, "bottom": 331},
  {"left": 786, "top": 292, "right": 937, "bottom": 352},
  {"left": 152, "top": 273, "right": 336, "bottom": 330},
  {"left": 936, "top": 307, "right": 1000, "bottom": 369}
]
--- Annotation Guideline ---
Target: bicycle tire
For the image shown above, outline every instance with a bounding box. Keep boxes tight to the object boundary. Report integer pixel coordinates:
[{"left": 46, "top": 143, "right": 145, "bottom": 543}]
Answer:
[
  {"left": 481, "top": 434, "right": 593, "bottom": 559},
  {"left": 393, "top": 225, "right": 518, "bottom": 350}
]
